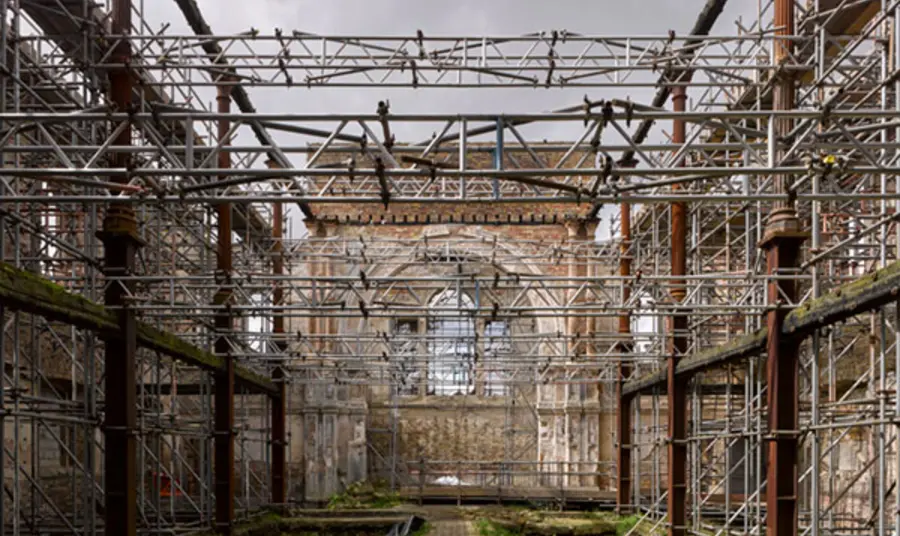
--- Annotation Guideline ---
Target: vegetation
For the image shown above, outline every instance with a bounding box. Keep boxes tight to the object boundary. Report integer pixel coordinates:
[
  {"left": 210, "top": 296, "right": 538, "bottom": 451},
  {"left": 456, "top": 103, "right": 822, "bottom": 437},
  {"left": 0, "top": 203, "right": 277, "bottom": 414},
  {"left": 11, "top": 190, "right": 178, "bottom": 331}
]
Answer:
[
  {"left": 326, "top": 479, "right": 404, "bottom": 510},
  {"left": 470, "top": 509, "right": 657, "bottom": 536},
  {"left": 194, "top": 512, "right": 281, "bottom": 536},
  {"left": 476, "top": 518, "right": 522, "bottom": 536},
  {"left": 615, "top": 514, "right": 640, "bottom": 536},
  {"left": 410, "top": 521, "right": 433, "bottom": 535},
  {"left": 193, "top": 510, "right": 414, "bottom": 535}
]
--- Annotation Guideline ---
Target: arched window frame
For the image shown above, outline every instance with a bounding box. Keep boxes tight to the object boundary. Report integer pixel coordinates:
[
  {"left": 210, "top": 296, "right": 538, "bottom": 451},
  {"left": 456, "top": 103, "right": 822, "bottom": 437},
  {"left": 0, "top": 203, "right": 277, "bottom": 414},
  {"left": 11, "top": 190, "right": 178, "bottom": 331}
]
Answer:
[
  {"left": 391, "top": 318, "right": 421, "bottom": 395},
  {"left": 483, "top": 319, "right": 511, "bottom": 396}
]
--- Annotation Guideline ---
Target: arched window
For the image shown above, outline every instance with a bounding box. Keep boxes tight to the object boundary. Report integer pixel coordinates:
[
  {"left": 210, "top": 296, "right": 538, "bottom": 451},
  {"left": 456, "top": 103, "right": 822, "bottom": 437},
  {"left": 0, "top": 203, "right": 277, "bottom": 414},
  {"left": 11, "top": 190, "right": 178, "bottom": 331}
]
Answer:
[
  {"left": 483, "top": 320, "right": 511, "bottom": 396},
  {"left": 427, "top": 289, "right": 475, "bottom": 395}
]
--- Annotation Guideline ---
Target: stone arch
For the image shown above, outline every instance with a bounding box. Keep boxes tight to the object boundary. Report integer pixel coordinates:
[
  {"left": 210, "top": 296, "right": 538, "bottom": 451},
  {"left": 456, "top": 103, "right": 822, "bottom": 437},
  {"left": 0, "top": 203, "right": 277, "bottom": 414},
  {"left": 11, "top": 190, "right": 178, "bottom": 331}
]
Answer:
[{"left": 348, "top": 227, "right": 565, "bottom": 337}]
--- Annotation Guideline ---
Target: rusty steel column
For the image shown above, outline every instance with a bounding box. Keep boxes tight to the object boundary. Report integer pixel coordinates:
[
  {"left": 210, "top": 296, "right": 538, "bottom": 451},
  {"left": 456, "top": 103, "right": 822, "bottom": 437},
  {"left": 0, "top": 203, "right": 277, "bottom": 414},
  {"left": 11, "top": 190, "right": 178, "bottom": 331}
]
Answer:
[
  {"left": 213, "top": 79, "right": 236, "bottom": 534},
  {"left": 764, "top": 0, "right": 805, "bottom": 534},
  {"left": 762, "top": 232, "right": 803, "bottom": 536},
  {"left": 100, "top": 1, "right": 140, "bottom": 534},
  {"left": 615, "top": 198, "right": 633, "bottom": 514},
  {"left": 772, "top": 0, "right": 796, "bottom": 202},
  {"left": 667, "top": 85, "right": 689, "bottom": 536},
  {"left": 269, "top": 159, "right": 287, "bottom": 506}
]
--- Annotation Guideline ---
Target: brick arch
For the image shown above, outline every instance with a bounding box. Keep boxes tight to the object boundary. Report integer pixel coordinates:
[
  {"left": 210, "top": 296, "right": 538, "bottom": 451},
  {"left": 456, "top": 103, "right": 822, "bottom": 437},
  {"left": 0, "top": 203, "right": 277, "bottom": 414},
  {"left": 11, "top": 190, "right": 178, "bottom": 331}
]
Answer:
[{"left": 349, "top": 227, "right": 565, "bottom": 337}]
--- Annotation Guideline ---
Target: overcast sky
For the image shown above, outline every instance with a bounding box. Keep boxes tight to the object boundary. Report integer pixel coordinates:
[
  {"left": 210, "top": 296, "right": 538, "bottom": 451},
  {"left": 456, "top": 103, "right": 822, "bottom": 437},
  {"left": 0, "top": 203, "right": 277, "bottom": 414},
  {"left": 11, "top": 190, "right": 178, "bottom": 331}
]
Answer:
[
  {"left": 141, "top": 0, "right": 760, "bottom": 118},
  {"left": 136, "top": 0, "right": 762, "bottom": 238}
]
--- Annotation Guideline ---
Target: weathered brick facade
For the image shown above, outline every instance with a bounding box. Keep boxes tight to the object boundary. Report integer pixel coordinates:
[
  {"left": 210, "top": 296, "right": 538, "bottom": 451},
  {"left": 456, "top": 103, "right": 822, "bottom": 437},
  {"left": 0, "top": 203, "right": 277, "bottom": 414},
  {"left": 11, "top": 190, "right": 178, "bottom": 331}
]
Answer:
[{"left": 292, "top": 144, "right": 618, "bottom": 495}]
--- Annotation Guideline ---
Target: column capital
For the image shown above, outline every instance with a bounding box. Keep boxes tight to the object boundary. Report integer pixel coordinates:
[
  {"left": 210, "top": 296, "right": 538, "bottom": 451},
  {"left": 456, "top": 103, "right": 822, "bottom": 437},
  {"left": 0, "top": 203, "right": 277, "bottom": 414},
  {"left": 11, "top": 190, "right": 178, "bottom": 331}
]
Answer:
[
  {"left": 760, "top": 209, "right": 808, "bottom": 250},
  {"left": 96, "top": 204, "right": 145, "bottom": 248}
]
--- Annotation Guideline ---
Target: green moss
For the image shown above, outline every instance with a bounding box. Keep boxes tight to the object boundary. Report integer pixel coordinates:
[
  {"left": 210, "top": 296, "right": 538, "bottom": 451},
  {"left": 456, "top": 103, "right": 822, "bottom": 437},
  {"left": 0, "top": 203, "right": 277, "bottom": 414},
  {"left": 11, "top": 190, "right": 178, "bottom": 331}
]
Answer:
[
  {"left": 193, "top": 513, "right": 281, "bottom": 536},
  {"left": 0, "top": 262, "right": 117, "bottom": 332},
  {"left": 138, "top": 323, "right": 276, "bottom": 395},
  {"left": 410, "top": 521, "right": 432, "bottom": 536},
  {"left": 326, "top": 480, "right": 404, "bottom": 510},
  {"left": 235, "top": 366, "right": 278, "bottom": 393},
  {"left": 616, "top": 515, "right": 640, "bottom": 536},
  {"left": 625, "top": 257, "right": 900, "bottom": 396},
  {"left": 468, "top": 508, "right": 654, "bottom": 536},
  {"left": 0, "top": 261, "right": 277, "bottom": 397},
  {"left": 785, "top": 258, "right": 900, "bottom": 332},
  {"left": 233, "top": 512, "right": 282, "bottom": 536},
  {"left": 626, "top": 327, "right": 768, "bottom": 395},
  {"left": 477, "top": 518, "right": 522, "bottom": 536},
  {"left": 193, "top": 511, "right": 407, "bottom": 535},
  {"left": 279, "top": 516, "right": 404, "bottom": 532},
  {"left": 680, "top": 329, "right": 766, "bottom": 372}
]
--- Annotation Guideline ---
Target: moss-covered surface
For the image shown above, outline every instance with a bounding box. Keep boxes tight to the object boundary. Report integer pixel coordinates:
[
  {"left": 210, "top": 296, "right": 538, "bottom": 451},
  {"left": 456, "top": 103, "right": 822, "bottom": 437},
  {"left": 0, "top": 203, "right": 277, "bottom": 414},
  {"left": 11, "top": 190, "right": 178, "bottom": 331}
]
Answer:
[
  {"left": 0, "top": 262, "right": 117, "bottom": 332},
  {"left": 614, "top": 515, "right": 641, "bottom": 535},
  {"left": 136, "top": 322, "right": 275, "bottom": 393},
  {"left": 0, "top": 261, "right": 276, "bottom": 396},
  {"left": 785, "top": 258, "right": 900, "bottom": 333},
  {"left": 477, "top": 518, "right": 523, "bottom": 536},
  {"left": 279, "top": 515, "right": 408, "bottom": 533},
  {"left": 192, "top": 506, "right": 651, "bottom": 536},
  {"left": 624, "top": 328, "right": 766, "bottom": 396},
  {"left": 194, "top": 511, "right": 412, "bottom": 535},
  {"left": 193, "top": 512, "right": 281, "bottom": 536},
  {"left": 327, "top": 480, "right": 404, "bottom": 510},
  {"left": 470, "top": 509, "right": 661, "bottom": 536},
  {"left": 623, "top": 256, "right": 900, "bottom": 396}
]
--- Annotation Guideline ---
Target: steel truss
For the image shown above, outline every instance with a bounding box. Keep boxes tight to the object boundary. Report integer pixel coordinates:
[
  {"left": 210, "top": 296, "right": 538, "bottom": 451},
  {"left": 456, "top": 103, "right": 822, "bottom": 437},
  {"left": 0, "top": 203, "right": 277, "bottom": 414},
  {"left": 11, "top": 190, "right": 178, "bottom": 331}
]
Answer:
[{"left": 1, "top": 0, "right": 899, "bottom": 534}]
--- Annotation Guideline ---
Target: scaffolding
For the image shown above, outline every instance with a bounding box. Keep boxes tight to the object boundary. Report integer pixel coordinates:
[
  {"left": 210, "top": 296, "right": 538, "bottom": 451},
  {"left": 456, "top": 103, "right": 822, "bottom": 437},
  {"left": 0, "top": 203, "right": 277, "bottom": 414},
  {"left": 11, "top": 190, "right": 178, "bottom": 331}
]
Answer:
[{"left": 1, "top": 0, "right": 900, "bottom": 534}]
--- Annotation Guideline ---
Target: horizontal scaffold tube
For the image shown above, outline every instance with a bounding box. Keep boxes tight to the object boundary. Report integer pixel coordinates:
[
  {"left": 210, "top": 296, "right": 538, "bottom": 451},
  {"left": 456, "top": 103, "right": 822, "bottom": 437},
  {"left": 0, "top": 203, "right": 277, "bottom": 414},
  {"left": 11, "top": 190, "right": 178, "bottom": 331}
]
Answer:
[
  {"left": 622, "top": 258, "right": 900, "bottom": 396},
  {"left": 0, "top": 262, "right": 277, "bottom": 396}
]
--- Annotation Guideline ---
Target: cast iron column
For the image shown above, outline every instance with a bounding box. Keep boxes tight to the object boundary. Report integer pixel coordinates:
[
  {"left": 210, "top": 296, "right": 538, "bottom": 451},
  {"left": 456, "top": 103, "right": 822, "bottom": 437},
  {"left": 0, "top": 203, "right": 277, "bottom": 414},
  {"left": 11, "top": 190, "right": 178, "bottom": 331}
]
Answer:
[
  {"left": 213, "top": 79, "right": 235, "bottom": 534},
  {"left": 100, "top": 1, "right": 141, "bottom": 534},
  {"left": 764, "top": 0, "right": 805, "bottom": 534},
  {"left": 667, "top": 84, "right": 688, "bottom": 536},
  {"left": 762, "top": 231, "right": 803, "bottom": 536}
]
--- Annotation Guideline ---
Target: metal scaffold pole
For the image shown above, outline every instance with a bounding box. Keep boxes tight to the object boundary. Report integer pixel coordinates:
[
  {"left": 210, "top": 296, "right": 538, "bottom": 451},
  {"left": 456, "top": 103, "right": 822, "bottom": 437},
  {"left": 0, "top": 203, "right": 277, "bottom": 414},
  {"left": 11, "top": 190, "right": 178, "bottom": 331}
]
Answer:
[
  {"left": 100, "top": 0, "right": 141, "bottom": 533},
  {"left": 213, "top": 77, "right": 236, "bottom": 535},
  {"left": 2, "top": 0, "right": 900, "bottom": 534},
  {"left": 667, "top": 82, "right": 689, "bottom": 536},
  {"left": 763, "top": 0, "right": 805, "bottom": 534}
]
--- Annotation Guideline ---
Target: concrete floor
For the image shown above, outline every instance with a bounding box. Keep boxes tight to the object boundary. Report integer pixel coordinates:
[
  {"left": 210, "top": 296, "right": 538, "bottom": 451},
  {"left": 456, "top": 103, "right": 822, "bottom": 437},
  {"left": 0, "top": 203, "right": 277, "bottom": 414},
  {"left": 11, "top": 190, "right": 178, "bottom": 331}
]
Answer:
[{"left": 420, "top": 506, "right": 476, "bottom": 536}]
